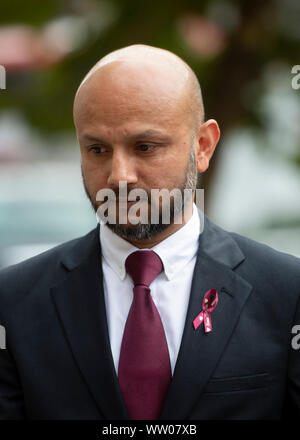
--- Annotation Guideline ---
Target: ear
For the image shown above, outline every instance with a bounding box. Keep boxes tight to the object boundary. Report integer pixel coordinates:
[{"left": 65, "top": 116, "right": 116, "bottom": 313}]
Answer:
[{"left": 195, "top": 119, "right": 220, "bottom": 173}]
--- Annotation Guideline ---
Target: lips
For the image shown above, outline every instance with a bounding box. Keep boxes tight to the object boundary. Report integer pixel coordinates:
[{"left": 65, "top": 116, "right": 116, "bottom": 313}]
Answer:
[
  {"left": 117, "top": 200, "right": 138, "bottom": 207},
  {"left": 117, "top": 199, "right": 135, "bottom": 203},
  {"left": 117, "top": 198, "right": 147, "bottom": 203}
]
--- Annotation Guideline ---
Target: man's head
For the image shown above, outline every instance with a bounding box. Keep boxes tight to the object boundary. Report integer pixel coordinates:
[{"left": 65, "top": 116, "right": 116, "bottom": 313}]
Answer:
[{"left": 73, "top": 44, "right": 220, "bottom": 246}]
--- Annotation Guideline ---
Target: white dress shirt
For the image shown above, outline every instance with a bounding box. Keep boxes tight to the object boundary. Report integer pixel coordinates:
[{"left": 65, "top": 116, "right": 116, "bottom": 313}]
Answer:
[{"left": 99, "top": 203, "right": 200, "bottom": 376}]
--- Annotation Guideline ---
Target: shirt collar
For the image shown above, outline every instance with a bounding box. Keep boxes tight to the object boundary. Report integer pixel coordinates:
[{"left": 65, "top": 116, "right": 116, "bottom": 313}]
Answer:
[{"left": 100, "top": 203, "right": 200, "bottom": 281}]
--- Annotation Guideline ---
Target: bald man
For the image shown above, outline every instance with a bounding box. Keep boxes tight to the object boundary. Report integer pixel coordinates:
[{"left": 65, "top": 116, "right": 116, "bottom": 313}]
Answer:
[{"left": 0, "top": 45, "right": 299, "bottom": 421}]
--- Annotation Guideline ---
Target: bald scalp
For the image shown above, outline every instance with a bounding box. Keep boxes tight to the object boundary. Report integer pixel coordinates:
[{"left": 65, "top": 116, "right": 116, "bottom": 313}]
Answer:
[{"left": 73, "top": 44, "right": 204, "bottom": 130}]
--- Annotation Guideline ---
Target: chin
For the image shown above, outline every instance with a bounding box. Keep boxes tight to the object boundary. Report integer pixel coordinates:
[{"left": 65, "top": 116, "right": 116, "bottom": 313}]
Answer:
[{"left": 105, "top": 221, "right": 170, "bottom": 241}]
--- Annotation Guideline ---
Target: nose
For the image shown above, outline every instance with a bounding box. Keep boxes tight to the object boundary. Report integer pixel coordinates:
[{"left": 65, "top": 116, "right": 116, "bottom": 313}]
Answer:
[{"left": 107, "top": 149, "right": 138, "bottom": 187}]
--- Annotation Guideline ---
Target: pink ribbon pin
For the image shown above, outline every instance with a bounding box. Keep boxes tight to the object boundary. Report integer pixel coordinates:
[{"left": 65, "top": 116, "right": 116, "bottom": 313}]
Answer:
[{"left": 193, "top": 288, "right": 218, "bottom": 333}]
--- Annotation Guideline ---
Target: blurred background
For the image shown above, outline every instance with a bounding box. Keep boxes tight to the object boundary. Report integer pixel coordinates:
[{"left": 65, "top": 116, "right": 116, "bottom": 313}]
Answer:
[{"left": 0, "top": 0, "right": 299, "bottom": 269}]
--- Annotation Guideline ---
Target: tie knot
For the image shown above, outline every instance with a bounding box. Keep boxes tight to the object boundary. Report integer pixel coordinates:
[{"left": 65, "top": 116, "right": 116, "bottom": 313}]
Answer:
[{"left": 125, "top": 250, "right": 163, "bottom": 287}]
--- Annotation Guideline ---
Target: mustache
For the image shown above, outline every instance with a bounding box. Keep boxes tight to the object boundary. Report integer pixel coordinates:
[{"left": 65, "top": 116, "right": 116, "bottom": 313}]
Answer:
[{"left": 104, "top": 186, "right": 150, "bottom": 201}]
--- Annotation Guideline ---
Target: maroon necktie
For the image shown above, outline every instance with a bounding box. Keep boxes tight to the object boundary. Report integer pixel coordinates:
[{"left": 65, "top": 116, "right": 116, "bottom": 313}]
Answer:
[{"left": 118, "top": 250, "right": 172, "bottom": 420}]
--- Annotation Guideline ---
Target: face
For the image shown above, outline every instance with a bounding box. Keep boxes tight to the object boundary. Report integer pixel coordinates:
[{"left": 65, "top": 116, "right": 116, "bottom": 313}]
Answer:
[{"left": 74, "top": 61, "right": 199, "bottom": 241}]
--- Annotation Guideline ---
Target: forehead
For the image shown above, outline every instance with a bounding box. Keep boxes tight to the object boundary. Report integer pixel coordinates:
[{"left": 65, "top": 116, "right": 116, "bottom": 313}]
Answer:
[{"left": 73, "top": 60, "right": 191, "bottom": 132}]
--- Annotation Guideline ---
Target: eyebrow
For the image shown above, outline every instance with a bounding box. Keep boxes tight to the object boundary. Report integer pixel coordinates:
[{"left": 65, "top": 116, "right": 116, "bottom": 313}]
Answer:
[{"left": 80, "top": 129, "right": 172, "bottom": 144}]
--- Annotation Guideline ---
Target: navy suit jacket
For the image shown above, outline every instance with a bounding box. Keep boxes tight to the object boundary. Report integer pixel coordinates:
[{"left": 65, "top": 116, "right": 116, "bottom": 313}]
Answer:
[{"left": 0, "top": 214, "right": 300, "bottom": 419}]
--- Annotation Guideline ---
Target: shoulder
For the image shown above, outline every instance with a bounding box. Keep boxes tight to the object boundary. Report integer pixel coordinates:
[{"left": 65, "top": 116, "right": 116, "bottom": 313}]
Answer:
[
  {"left": 229, "top": 229, "right": 300, "bottom": 269},
  {"left": 201, "top": 216, "right": 300, "bottom": 325},
  {"left": 0, "top": 226, "right": 99, "bottom": 312},
  {"left": 227, "top": 229, "right": 300, "bottom": 292},
  {"left": 202, "top": 214, "right": 300, "bottom": 288}
]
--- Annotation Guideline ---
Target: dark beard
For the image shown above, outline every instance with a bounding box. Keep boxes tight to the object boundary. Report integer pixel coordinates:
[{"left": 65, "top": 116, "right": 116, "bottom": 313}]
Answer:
[{"left": 81, "top": 144, "right": 198, "bottom": 241}]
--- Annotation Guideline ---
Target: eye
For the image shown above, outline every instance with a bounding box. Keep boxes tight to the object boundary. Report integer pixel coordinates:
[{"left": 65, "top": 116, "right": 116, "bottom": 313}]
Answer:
[
  {"left": 89, "top": 145, "right": 107, "bottom": 154},
  {"left": 137, "top": 144, "right": 156, "bottom": 152}
]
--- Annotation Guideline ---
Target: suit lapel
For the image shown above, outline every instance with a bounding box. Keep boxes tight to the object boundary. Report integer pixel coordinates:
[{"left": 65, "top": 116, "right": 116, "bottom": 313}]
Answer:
[
  {"left": 51, "top": 227, "right": 129, "bottom": 420},
  {"left": 159, "top": 215, "right": 253, "bottom": 419},
  {"left": 50, "top": 213, "right": 253, "bottom": 420}
]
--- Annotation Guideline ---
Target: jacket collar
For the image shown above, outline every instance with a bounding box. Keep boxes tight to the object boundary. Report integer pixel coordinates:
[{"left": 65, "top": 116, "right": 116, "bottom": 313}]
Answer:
[
  {"left": 52, "top": 212, "right": 252, "bottom": 419},
  {"left": 61, "top": 212, "right": 245, "bottom": 273}
]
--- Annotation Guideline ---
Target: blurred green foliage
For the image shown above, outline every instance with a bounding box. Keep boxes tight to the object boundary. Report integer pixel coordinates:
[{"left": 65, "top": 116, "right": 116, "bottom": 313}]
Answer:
[{"left": 0, "top": 0, "right": 299, "bottom": 199}]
